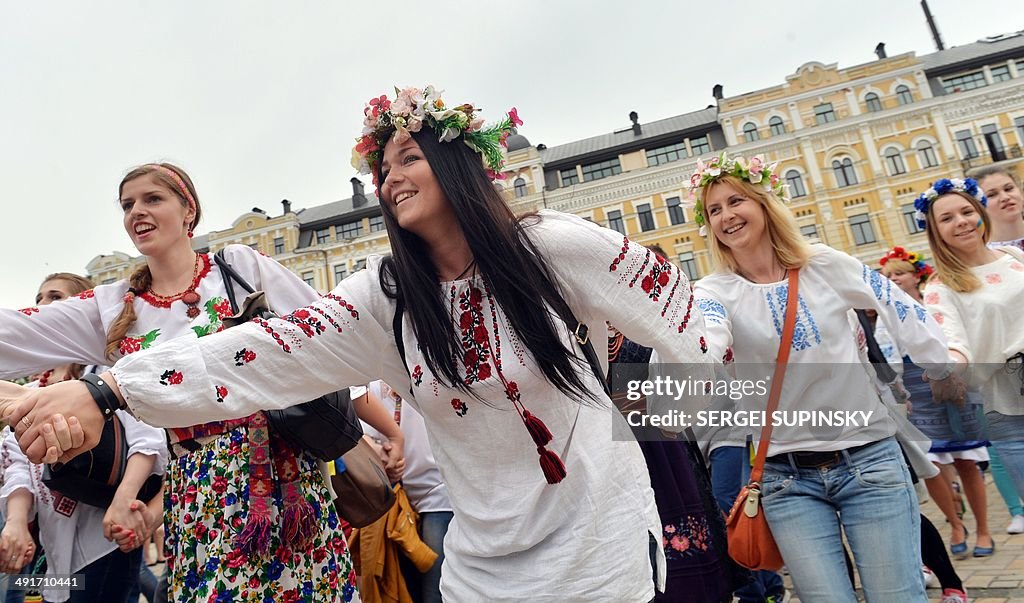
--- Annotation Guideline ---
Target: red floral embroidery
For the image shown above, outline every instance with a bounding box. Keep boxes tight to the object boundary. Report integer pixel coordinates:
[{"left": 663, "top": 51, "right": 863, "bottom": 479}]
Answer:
[
  {"left": 412, "top": 365, "right": 423, "bottom": 386},
  {"left": 451, "top": 398, "right": 468, "bottom": 417},
  {"left": 213, "top": 298, "right": 233, "bottom": 319},
  {"left": 76, "top": 289, "right": 95, "bottom": 300},
  {"left": 1010, "top": 262, "right": 1024, "bottom": 272},
  {"left": 18, "top": 307, "right": 39, "bottom": 315},
  {"left": 924, "top": 291, "right": 940, "bottom": 305},
  {"left": 608, "top": 237, "right": 630, "bottom": 272},
  {"left": 723, "top": 347, "right": 735, "bottom": 364},
  {"left": 699, "top": 336, "right": 708, "bottom": 354},
  {"left": 286, "top": 308, "right": 327, "bottom": 339},
  {"left": 234, "top": 348, "right": 256, "bottom": 366},
  {"left": 932, "top": 312, "right": 944, "bottom": 325},
  {"left": 985, "top": 273, "right": 1002, "bottom": 284},
  {"left": 139, "top": 255, "right": 211, "bottom": 308},
  {"left": 119, "top": 329, "right": 160, "bottom": 355},
  {"left": 453, "top": 285, "right": 493, "bottom": 384},
  {"left": 160, "top": 369, "right": 183, "bottom": 385},
  {"left": 215, "top": 385, "right": 228, "bottom": 403}
]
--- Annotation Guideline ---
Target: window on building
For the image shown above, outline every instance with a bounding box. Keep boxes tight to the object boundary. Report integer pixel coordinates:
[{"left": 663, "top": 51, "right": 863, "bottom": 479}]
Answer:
[
  {"left": 884, "top": 148, "right": 906, "bottom": 175},
  {"left": 689, "top": 135, "right": 711, "bottom": 155},
  {"left": 560, "top": 167, "right": 579, "bottom": 186},
  {"left": 955, "top": 129, "right": 979, "bottom": 159},
  {"left": 814, "top": 103, "right": 836, "bottom": 125},
  {"left": 769, "top": 116, "right": 786, "bottom": 136},
  {"left": 799, "top": 224, "right": 819, "bottom": 240},
  {"left": 666, "top": 196, "right": 686, "bottom": 225},
  {"left": 338, "top": 221, "right": 363, "bottom": 239},
  {"left": 990, "top": 65, "right": 1011, "bottom": 83},
  {"left": 942, "top": 71, "right": 987, "bottom": 93},
  {"left": 334, "top": 265, "right": 348, "bottom": 285},
  {"left": 646, "top": 142, "right": 687, "bottom": 166},
  {"left": 514, "top": 177, "right": 527, "bottom": 198},
  {"left": 1017, "top": 60, "right": 1024, "bottom": 74},
  {"left": 274, "top": 237, "right": 285, "bottom": 254},
  {"left": 742, "top": 122, "right": 760, "bottom": 142},
  {"left": 849, "top": 213, "right": 876, "bottom": 245},
  {"left": 902, "top": 203, "right": 924, "bottom": 234},
  {"left": 864, "top": 93, "right": 883, "bottom": 112},
  {"left": 607, "top": 210, "right": 625, "bottom": 234},
  {"left": 102, "top": 277, "right": 117, "bottom": 285},
  {"left": 981, "top": 124, "right": 1004, "bottom": 156},
  {"left": 677, "top": 252, "right": 699, "bottom": 281},
  {"left": 315, "top": 228, "right": 331, "bottom": 244},
  {"left": 832, "top": 158, "right": 857, "bottom": 187},
  {"left": 248, "top": 242, "right": 260, "bottom": 251},
  {"left": 917, "top": 141, "right": 939, "bottom": 168},
  {"left": 302, "top": 272, "right": 315, "bottom": 288},
  {"left": 1016, "top": 116, "right": 1024, "bottom": 145},
  {"left": 636, "top": 203, "right": 655, "bottom": 231},
  {"left": 354, "top": 259, "right": 367, "bottom": 271},
  {"left": 581, "top": 158, "right": 623, "bottom": 182},
  {"left": 785, "top": 170, "right": 807, "bottom": 198},
  {"left": 895, "top": 85, "right": 914, "bottom": 105},
  {"left": 369, "top": 215, "right": 386, "bottom": 232}
]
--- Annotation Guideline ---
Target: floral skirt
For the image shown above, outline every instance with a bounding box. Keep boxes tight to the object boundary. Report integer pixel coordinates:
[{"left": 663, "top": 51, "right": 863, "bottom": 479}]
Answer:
[{"left": 164, "top": 426, "right": 360, "bottom": 602}]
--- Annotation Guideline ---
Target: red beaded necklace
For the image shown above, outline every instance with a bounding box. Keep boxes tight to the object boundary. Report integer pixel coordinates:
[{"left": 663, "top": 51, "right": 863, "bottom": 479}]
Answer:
[{"left": 146, "top": 254, "right": 204, "bottom": 318}]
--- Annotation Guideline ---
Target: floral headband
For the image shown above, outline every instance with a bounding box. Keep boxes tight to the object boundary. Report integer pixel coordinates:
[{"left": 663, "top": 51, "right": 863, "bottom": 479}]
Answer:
[
  {"left": 685, "top": 152, "right": 786, "bottom": 234},
  {"left": 350, "top": 85, "right": 522, "bottom": 182},
  {"left": 879, "top": 246, "right": 933, "bottom": 279},
  {"left": 913, "top": 177, "right": 987, "bottom": 229}
]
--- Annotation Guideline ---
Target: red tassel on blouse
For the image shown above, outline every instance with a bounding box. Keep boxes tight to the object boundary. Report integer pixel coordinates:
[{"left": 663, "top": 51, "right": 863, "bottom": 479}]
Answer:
[
  {"left": 522, "top": 410, "right": 553, "bottom": 447},
  {"left": 538, "top": 446, "right": 566, "bottom": 484}
]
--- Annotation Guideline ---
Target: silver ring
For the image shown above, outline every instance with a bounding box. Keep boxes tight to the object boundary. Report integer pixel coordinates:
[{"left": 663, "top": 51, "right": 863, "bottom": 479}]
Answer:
[{"left": 20, "top": 416, "right": 31, "bottom": 427}]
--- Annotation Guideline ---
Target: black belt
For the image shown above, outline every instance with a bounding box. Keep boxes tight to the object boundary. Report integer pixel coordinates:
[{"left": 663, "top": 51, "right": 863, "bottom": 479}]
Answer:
[{"left": 765, "top": 441, "right": 877, "bottom": 469}]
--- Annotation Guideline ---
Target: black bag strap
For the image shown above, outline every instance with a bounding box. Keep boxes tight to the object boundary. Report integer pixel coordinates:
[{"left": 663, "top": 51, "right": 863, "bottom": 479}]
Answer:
[
  {"left": 214, "top": 248, "right": 257, "bottom": 315},
  {"left": 855, "top": 309, "right": 898, "bottom": 384}
]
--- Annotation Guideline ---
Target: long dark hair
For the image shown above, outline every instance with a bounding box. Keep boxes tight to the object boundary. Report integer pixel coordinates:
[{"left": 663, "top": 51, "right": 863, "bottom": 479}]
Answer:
[{"left": 377, "top": 129, "right": 595, "bottom": 402}]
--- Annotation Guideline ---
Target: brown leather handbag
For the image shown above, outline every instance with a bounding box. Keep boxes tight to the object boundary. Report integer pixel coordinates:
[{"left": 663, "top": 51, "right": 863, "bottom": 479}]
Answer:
[
  {"left": 331, "top": 437, "right": 397, "bottom": 528},
  {"left": 725, "top": 269, "right": 798, "bottom": 571}
]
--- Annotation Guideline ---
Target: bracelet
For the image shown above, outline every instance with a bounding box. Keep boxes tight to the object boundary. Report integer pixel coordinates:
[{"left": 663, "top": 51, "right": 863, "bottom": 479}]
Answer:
[{"left": 80, "top": 373, "right": 123, "bottom": 421}]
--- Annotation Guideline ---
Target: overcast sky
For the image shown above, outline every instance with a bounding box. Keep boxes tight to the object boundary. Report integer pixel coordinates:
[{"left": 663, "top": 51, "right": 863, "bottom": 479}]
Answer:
[{"left": 1, "top": 0, "right": 1020, "bottom": 308}]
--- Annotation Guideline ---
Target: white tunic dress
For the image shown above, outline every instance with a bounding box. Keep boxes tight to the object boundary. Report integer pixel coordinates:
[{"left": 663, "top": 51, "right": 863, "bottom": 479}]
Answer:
[{"left": 106, "top": 210, "right": 711, "bottom": 602}]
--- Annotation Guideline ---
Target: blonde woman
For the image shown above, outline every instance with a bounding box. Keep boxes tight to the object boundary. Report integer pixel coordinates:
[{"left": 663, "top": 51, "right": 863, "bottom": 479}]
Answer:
[
  {"left": 916, "top": 176, "right": 1024, "bottom": 552},
  {"left": 687, "top": 154, "right": 958, "bottom": 602}
]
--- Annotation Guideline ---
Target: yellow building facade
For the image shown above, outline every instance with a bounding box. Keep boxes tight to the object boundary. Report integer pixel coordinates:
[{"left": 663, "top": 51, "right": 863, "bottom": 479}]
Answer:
[{"left": 89, "top": 33, "right": 1024, "bottom": 287}]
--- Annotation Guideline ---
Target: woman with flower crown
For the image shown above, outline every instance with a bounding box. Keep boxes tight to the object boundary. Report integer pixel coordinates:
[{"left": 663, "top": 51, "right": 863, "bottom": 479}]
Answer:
[
  {"left": 915, "top": 176, "right": 1024, "bottom": 552},
  {"left": 9, "top": 86, "right": 713, "bottom": 602},
  {"left": 974, "top": 165, "right": 1024, "bottom": 536},
  {"left": 0, "top": 163, "right": 364, "bottom": 602},
  {"left": 879, "top": 246, "right": 993, "bottom": 562},
  {"left": 687, "top": 153, "right": 960, "bottom": 602}
]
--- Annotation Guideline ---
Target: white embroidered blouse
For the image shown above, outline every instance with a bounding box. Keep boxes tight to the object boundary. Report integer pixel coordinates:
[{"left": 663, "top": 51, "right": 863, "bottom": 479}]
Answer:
[
  {"left": 97, "top": 210, "right": 708, "bottom": 602},
  {"left": 693, "top": 243, "right": 952, "bottom": 456},
  {"left": 923, "top": 248, "right": 1024, "bottom": 416}
]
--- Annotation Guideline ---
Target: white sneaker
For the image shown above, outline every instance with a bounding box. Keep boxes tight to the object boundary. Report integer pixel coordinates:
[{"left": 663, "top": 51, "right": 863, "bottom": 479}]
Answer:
[
  {"left": 1008, "top": 514, "right": 1024, "bottom": 534},
  {"left": 923, "top": 565, "right": 939, "bottom": 588},
  {"left": 940, "top": 587, "right": 968, "bottom": 603}
]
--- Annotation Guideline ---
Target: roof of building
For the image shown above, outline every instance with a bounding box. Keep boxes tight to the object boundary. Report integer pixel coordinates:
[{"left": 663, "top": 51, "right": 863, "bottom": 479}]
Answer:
[
  {"left": 539, "top": 106, "right": 719, "bottom": 165},
  {"left": 506, "top": 132, "right": 531, "bottom": 152},
  {"left": 920, "top": 31, "right": 1024, "bottom": 73},
  {"left": 295, "top": 194, "right": 381, "bottom": 225}
]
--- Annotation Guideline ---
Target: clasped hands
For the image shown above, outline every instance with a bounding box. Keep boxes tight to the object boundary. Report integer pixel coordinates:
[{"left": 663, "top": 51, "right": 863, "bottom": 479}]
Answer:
[{"left": 1, "top": 379, "right": 105, "bottom": 465}]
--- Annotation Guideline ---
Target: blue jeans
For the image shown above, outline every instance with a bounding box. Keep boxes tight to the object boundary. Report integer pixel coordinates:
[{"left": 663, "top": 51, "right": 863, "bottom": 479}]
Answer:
[
  {"left": 419, "top": 511, "right": 452, "bottom": 603},
  {"left": 761, "top": 437, "right": 925, "bottom": 603},
  {"left": 710, "top": 446, "right": 784, "bottom": 602},
  {"left": 990, "top": 440, "right": 1024, "bottom": 512}
]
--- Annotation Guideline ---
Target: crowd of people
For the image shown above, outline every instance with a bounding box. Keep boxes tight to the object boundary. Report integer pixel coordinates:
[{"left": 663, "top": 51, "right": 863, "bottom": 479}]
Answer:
[{"left": 0, "top": 85, "right": 1021, "bottom": 602}]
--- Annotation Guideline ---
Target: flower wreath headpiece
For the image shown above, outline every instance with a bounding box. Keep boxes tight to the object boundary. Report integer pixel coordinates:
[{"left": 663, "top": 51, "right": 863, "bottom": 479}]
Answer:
[
  {"left": 351, "top": 85, "right": 523, "bottom": 183},
  {"left": 879, "top": 246, "right": 934, "bottom": 279},
  {"left": 913, "top": 177, "right": 987, "bottom": 229},
  {"left": 685, "top": 152, "right": 787, "bottom": 235}
]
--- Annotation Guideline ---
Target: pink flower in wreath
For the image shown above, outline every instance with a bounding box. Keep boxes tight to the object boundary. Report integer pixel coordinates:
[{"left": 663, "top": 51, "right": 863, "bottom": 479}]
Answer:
[{"left": 508, "top": 107, "right": 523, "bottom": 127}]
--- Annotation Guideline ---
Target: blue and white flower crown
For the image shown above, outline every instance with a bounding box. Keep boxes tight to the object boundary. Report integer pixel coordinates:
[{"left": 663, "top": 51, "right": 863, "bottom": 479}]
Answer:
[{"left": 913, "top": 177, "right": 987, "bottom": 229}]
